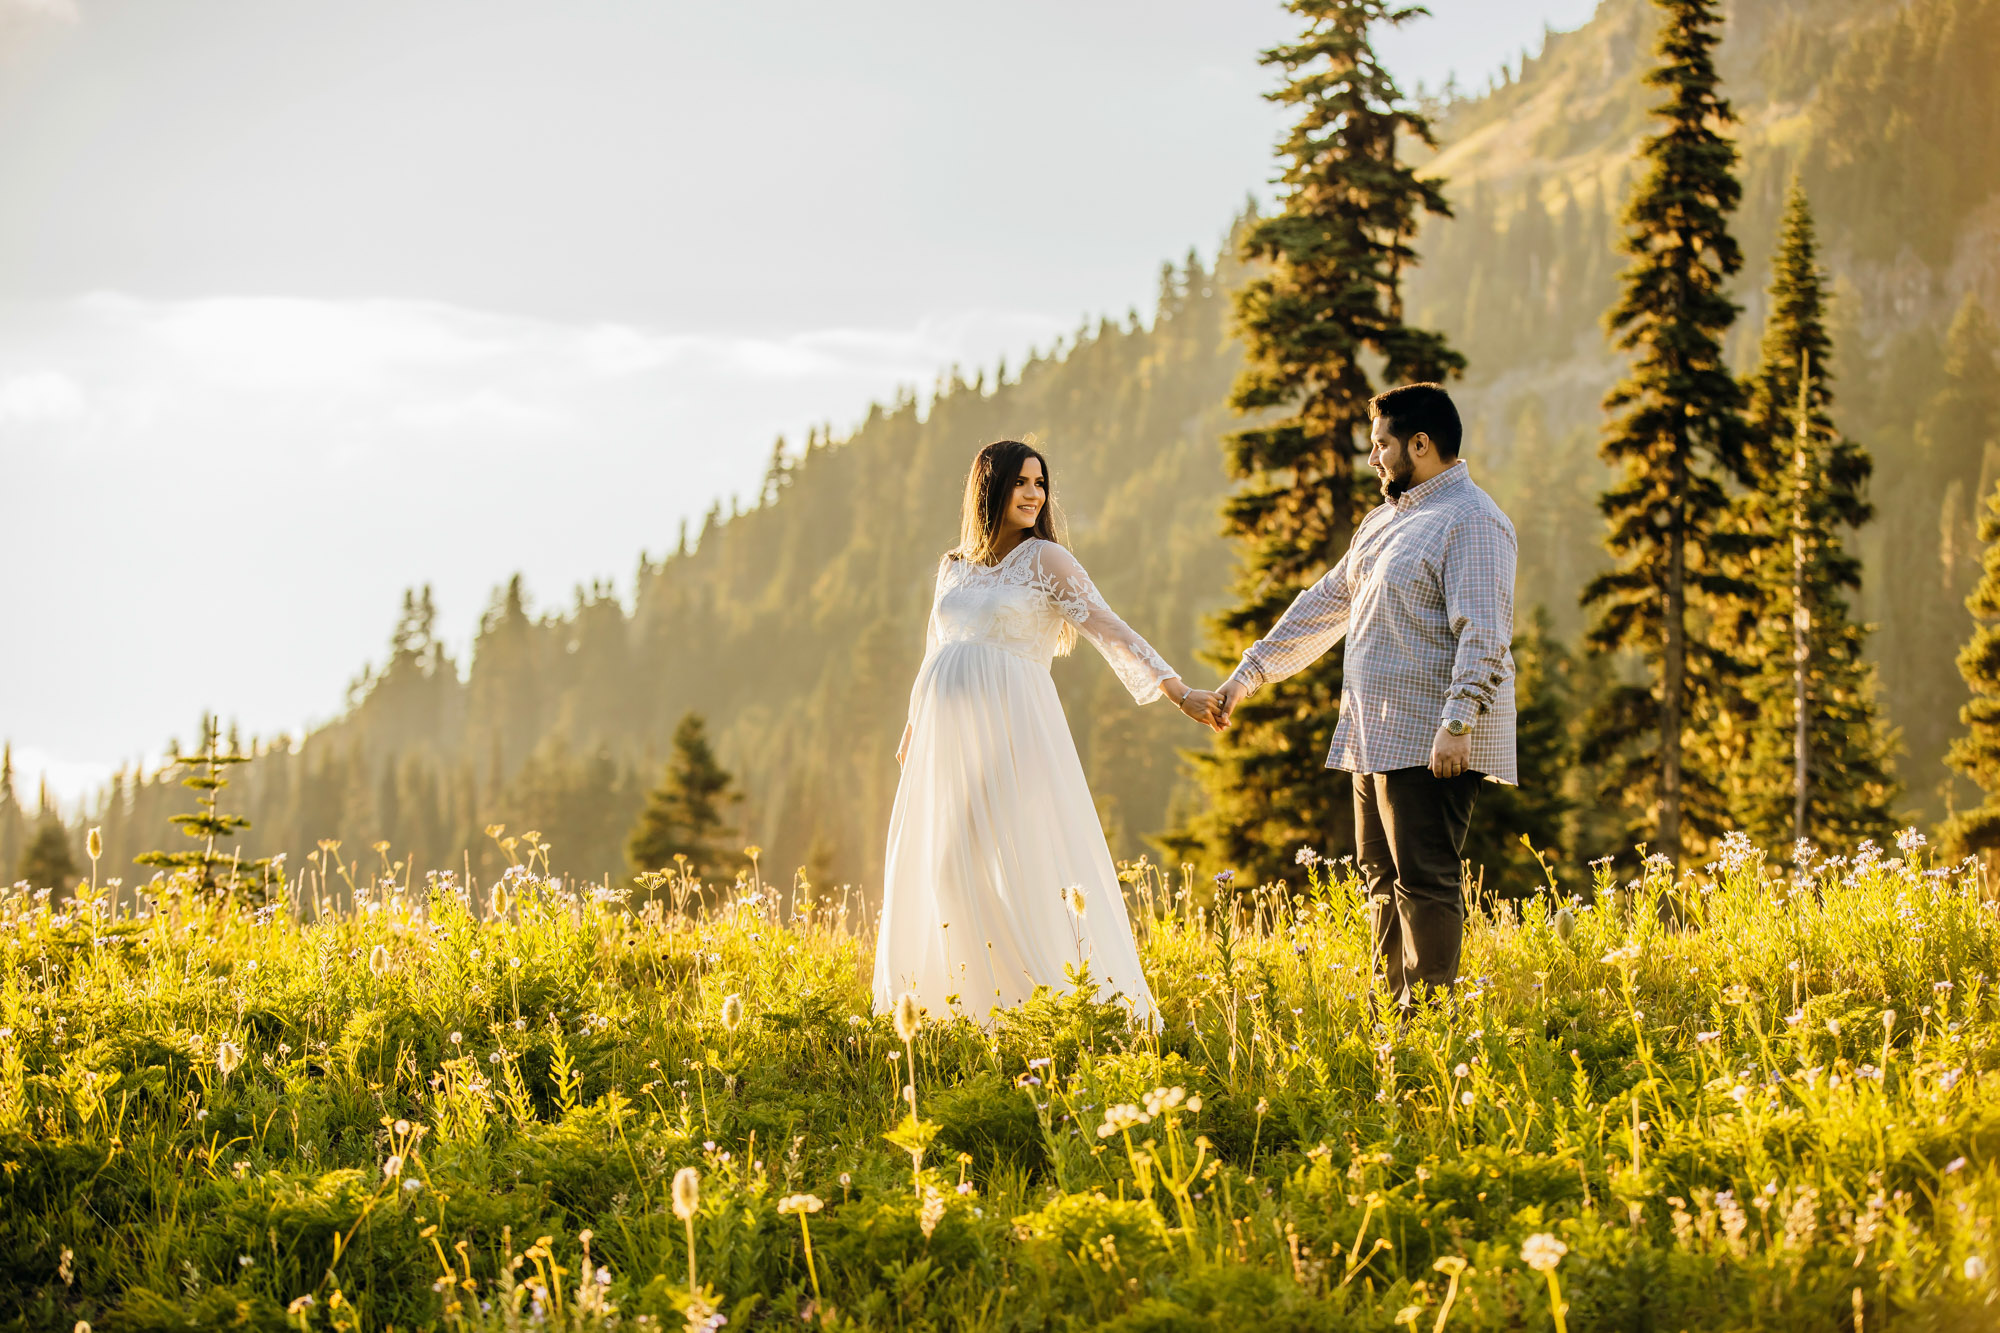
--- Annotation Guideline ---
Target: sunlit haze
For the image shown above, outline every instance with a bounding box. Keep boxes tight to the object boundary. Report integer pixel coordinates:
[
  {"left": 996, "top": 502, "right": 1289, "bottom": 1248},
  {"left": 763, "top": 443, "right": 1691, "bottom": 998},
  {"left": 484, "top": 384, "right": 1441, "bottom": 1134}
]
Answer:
[{"left": 0, "top": 0, "right": 1599, "bottom": 802}]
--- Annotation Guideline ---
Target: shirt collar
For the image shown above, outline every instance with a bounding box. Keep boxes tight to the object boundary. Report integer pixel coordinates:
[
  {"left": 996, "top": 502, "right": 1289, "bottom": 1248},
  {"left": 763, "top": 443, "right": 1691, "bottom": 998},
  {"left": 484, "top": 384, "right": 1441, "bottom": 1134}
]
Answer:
[{"left": 1394, "top": 459, "right": 1468, "bottom": 512}]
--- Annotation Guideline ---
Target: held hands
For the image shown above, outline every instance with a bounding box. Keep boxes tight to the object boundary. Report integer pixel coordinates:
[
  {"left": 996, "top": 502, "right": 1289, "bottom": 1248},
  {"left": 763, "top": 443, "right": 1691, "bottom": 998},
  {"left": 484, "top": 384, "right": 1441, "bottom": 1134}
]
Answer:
[
  {"left": 1213, "top": 679, "right": 1249, "bottom": 729},
  {"left": 1430, "top": 723, "right": 1472, "bottom": 778},
  {"left": 1165, "top": 678, "right": 1227, "bottom": 731}
]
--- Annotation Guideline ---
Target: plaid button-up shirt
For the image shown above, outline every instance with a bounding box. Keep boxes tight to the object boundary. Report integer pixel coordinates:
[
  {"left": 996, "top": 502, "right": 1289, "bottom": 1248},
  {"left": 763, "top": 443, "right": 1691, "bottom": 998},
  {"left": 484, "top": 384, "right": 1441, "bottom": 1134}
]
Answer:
[{"left": 1225, "top": 461, "right": 1519, "bottom": 784}]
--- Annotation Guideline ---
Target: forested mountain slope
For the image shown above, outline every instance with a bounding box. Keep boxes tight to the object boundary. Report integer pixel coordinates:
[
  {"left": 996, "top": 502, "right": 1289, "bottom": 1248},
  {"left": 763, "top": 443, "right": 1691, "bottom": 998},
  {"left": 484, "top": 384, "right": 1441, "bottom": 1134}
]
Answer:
[
  {"left": 1404, "top": 0, "right": 2000, "bottom": 818},
  {"left": 69, "top": 261, "right": 1250, "bottom": 893},
  {"left": 38, "top": 0, "right": 2000, "bottom": 895}
]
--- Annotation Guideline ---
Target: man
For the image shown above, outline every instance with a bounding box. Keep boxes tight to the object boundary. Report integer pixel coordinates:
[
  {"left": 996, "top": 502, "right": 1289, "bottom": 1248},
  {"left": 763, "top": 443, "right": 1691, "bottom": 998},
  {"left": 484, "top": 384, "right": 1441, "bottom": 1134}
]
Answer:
[{"left": 1216, "top": 382, "right": 1517, "bottom": 1014}]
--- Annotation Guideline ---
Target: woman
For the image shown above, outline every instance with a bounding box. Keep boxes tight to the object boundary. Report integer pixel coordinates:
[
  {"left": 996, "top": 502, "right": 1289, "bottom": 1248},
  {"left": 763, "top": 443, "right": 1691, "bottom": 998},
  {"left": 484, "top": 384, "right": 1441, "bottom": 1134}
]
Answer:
[{"left": 872, "top": 439, "right": 1222, "bottom": 1025}]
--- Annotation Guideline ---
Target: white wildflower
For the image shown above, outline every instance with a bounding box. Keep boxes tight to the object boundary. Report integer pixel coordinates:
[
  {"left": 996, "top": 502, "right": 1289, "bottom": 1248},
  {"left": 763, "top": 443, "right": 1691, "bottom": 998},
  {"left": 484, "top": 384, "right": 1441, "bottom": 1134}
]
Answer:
[
  {"left": 672, "top": 1167, "right": 700, "bottom": 1220},
  {"left": 894, "top": 992, "right": 922, "bottom": 1044},
  {"left": 918, "top": 1186, "right": 946, "bottom": 1238},
  {"left": 1520, "top": 1233, "right": 1567, "bottom": 1272}
]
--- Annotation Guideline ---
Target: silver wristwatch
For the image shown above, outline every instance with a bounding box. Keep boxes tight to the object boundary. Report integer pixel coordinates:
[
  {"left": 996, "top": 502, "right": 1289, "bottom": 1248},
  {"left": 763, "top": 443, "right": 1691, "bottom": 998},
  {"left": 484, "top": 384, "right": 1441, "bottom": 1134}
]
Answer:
[{"left": 1443, "top": 717, "right": 1474, "bottom": 737}]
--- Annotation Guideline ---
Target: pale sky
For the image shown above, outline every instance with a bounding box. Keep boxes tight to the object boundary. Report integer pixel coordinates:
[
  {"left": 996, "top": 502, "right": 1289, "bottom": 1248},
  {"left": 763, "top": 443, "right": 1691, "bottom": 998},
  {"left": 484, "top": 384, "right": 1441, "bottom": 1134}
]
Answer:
[{"left": 0, "top": 0, "right": 1599, "bottom": 804}]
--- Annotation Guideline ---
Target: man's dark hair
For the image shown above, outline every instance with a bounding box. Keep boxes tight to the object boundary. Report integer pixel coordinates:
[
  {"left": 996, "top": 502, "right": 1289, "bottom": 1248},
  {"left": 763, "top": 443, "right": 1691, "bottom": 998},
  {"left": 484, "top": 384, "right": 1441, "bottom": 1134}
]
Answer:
[{"left": 1369, "top": 383, "right": 1463, "bottom": 458}]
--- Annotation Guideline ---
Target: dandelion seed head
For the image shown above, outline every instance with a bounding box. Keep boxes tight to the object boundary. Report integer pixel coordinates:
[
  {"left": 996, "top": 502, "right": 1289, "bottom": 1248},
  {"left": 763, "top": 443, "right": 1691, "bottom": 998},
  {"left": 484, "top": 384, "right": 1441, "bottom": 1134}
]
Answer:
[
  {"left": 894, "top": 992, "right": 922, "bottom": 1043},
  {"left": 672, "top": 1167, "right": 700, "bottom": 1220},
  {"left": 1521, "top": 1232, "right": 1567, "bottom": 1272}
]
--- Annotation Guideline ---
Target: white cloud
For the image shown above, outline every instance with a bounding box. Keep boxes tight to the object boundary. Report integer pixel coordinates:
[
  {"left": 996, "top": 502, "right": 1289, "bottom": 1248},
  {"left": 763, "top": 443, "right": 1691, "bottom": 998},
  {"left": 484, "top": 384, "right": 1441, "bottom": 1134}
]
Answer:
[
  {"left": 572, "top": 324, "right": 683, "bottom": 378},
  {"left": 391, "top": 389, "right": 564, "bottom": 432},
  {"left": 6, "top": 744, "right": 111, "bottom": 814},
  {"left": 88, "top": 294, "right": 523, "bottom": 393},
  {"left": 0, "top": 368, "right": 85, "bottom": 423},
  {"left": 0, "top": 291, "right": 1069, "bottom": 787}
]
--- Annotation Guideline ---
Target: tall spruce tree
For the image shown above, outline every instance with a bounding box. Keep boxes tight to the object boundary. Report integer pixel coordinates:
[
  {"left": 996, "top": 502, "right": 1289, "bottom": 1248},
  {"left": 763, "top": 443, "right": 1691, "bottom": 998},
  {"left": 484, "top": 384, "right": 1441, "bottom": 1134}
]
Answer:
[
  {"left": 627, "top": 713, "right": 740, "bottom": 884},
  {"left": 1731, "top": 183, "right": 1898, "bottom": 851},
  {"left": 17, "top": 809, "right": 77, "bottom": 891},
  {"left": 1921, "top": 297, "right": 2000, "bottom": 548},
  {"left": 0, "top": 742, "right": 22, "bottom": 885},
  {"left": 1460, "top": 610, "right": 1577, "bottom": 894},
  {"left": 1579, "top": 0, "right": 1751, "bottom": 864},
  {"left": 1945, "top": 481, "right": 2000, "bottom": 858},
  {"left": 1165, "top": 0, "right": 1463, "bottom": 886}
]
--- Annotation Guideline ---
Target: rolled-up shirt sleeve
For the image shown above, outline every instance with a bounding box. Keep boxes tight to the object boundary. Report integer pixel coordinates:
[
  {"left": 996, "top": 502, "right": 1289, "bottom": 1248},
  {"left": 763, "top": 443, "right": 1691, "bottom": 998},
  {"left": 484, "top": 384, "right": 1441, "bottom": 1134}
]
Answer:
[
  {"left": 1439, "top": 513, "right": 1517, "bottom": 729},
  {"left": 1226, "top": 553, "right": 1354, "bottom": 694}
]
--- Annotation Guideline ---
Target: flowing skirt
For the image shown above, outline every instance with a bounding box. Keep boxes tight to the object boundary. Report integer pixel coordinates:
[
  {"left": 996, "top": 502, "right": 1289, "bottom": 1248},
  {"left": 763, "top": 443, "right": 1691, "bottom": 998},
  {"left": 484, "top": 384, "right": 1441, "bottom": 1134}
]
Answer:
[{"left": 872, "top": 640, "right": 1158, "bottom": 1025}]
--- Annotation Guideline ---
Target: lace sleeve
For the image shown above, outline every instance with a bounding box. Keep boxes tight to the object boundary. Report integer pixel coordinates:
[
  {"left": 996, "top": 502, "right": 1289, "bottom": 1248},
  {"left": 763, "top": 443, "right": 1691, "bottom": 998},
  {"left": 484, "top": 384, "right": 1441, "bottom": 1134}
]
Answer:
[{"left": 1030, "top": 542, "right": 1177, "bottom": 704}]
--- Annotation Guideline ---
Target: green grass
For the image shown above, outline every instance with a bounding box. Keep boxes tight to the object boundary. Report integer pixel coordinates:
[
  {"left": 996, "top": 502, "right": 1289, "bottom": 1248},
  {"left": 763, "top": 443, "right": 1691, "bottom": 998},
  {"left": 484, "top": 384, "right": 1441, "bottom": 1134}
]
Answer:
[{"left": 2, "top": 831, "right": 1997, "bottom": 1332}]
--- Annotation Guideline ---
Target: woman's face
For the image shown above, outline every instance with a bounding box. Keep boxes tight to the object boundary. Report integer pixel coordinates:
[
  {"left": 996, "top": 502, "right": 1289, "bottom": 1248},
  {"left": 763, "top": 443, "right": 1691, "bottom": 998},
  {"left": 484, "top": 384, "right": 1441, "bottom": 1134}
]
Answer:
[{"left": 1001, "top": 455, "right": 1047, "bottom": 535}]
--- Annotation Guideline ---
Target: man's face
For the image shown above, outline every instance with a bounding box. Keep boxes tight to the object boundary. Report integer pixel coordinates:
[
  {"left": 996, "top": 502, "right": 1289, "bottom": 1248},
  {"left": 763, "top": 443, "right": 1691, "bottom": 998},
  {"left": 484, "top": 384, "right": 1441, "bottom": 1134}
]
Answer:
[{"left": 1368, "top": 416, "right": 1417, "bottom": 500}]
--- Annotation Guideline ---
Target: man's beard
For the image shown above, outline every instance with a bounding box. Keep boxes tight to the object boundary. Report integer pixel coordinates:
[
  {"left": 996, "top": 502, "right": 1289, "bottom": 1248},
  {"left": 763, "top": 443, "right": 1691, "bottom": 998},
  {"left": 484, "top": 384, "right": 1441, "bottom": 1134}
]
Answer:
[{"left": 1378, "top": 449, "right": 1415, "bottom": 499}]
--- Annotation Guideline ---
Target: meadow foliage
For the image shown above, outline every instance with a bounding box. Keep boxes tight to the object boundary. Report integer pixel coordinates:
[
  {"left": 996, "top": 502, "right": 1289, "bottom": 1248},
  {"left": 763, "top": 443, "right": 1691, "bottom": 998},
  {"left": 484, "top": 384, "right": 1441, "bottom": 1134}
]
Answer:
[{"left": 1, "top": 833, "right": 1996, "bottom": 1330}]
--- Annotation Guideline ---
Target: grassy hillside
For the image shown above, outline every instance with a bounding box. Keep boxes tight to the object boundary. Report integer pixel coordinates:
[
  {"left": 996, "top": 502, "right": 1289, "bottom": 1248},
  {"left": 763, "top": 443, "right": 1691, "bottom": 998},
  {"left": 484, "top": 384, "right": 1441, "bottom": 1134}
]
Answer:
[
  {"left": 33, "top": 0, "right": 2000, "bottom": 897},
  {"left": 3, "top": 840, "right": 1996, "bottom": 1329}
]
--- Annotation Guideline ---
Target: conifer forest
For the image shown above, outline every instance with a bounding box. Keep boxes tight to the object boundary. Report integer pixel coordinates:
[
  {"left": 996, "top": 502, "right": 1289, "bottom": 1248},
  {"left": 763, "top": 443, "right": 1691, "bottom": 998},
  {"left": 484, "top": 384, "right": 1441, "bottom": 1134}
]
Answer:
[
  {"left": 6, "top": 0, "right": 2000, "bottom": 1329},
  {"left": 13, "top": 0, "right": 1999, "bottom": 898}
]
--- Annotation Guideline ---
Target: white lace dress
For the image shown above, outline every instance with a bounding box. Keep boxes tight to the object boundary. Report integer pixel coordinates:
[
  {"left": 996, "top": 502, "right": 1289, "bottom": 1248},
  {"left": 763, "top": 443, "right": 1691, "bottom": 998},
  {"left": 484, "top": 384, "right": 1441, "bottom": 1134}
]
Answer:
[{"left": 872, "top": 537, "right": 1172, "bottom": 1024}]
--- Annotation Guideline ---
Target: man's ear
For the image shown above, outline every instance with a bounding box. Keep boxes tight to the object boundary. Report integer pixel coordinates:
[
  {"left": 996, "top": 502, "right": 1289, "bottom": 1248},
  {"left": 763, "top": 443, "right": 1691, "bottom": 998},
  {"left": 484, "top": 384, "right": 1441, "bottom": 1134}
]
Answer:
[{"left": 1409, "top": 431, "right": 1432, "bottom": 458}]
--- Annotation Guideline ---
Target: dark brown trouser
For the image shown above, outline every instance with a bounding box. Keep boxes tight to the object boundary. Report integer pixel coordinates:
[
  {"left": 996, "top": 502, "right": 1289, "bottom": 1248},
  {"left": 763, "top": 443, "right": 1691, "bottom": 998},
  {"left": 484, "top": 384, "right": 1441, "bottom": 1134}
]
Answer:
[{"left": 1354, "top": 767, "right": 1482, "bottom": 1015}]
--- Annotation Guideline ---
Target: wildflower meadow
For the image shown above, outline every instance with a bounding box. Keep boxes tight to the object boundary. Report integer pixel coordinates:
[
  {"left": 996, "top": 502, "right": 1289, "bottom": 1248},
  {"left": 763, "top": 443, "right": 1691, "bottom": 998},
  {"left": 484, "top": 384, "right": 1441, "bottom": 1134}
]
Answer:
[{"left": 1, "top": 831, "right": 1996, "bottom": 1331}]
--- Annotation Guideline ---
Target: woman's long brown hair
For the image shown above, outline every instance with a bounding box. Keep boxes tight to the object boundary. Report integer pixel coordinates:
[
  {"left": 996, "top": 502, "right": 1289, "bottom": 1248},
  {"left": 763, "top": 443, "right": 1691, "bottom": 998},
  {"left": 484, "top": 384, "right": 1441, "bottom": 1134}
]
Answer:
[{"left": 951, "top": 438, "right": 1075, "bottom": 654}]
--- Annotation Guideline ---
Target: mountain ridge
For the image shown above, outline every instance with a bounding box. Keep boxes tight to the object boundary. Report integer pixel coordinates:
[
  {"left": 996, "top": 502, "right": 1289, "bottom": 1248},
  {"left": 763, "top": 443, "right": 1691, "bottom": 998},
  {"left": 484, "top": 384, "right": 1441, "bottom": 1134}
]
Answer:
[{"left": 29, "top": 0, "right": 2000, "bottom": 894}]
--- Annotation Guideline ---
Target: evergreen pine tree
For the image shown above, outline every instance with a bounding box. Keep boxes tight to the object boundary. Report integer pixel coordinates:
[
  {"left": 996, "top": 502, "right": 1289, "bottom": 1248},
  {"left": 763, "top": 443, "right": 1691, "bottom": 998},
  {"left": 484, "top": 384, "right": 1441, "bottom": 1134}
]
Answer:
[
  {"left": 0, "top": 742, "right": 22, "bottom": 884},
  {"left": 1731, "top": 183, "right": 1898, "bottom": 851},
  {"left": 17, "top": 810, "right": 76, "bottom": 890},
  {"left": 135, "top": 715, "right": 269, "bottom": 892},
  {"left": 1579, "top": 0, "right": 1752, "bottom": 863},
  {"left": 1906, "top": 297, "right": 2000, "bottom": 812},
  {"left": 1165, "top": 0, "right": 1463, "bottom": 886},
  {"left": 1461, "top": 610, "right": 1577, "bottom": 893},
  {"left": 627, "top": 713, "right": 740, "bottom": 883},
  {"left": 1945, "top": 480, "right": 2000, "bottom": 858},
  {"left": 760, "top": 436, "right": 793, "bottom": 507},
  {"left": 1920, "top": 297, "right": 2000, "bottom": 532}
]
